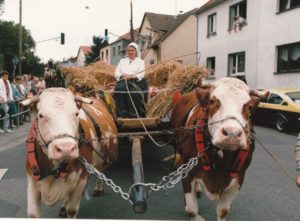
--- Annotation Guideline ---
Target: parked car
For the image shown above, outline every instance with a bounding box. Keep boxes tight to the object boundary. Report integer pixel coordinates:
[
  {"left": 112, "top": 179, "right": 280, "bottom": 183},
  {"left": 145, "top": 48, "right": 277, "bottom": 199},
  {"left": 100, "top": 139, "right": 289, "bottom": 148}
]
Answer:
[{"left": 252, "top": 89, "right": 300, "bottom": 132}]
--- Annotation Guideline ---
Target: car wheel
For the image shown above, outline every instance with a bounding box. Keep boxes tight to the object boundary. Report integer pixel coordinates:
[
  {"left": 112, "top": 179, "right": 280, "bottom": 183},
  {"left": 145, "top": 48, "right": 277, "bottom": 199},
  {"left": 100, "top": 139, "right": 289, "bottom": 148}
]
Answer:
[{"left": 275, "top": 115, "right": 288, "bottom": 132}]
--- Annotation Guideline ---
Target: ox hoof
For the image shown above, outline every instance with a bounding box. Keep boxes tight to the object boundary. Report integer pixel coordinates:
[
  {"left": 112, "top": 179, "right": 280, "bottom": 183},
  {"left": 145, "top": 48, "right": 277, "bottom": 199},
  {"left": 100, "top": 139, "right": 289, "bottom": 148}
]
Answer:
[
  {"left": 92, "top": 189, "right": 104, "bottom": 197},
  {"left": 133, "top": 200, "right": 147, "bottom": 214},
  {"left": 58, "top": 207, "right": 67, "bottom": 218}
]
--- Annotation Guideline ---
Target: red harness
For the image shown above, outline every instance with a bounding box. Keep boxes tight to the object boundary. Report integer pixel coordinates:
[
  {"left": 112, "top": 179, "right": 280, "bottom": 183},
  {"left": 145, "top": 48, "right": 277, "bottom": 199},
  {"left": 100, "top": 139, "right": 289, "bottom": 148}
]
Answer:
[
  {"left": 26, "top": 118, "right": 72, "bottom": 181},
  {"left": 194, "top": 108, "right": 250, "bottom": 178}
]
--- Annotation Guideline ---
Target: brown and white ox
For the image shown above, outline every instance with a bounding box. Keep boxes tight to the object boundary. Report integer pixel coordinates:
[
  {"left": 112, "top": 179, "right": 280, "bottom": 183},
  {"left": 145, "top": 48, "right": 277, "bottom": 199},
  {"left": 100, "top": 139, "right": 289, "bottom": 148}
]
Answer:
[
  {"left": 22, "top": 88, "right": 117, "bottom": 218},
  {"left": 171, "top": 77, "right": 266, "bottom": 221}
]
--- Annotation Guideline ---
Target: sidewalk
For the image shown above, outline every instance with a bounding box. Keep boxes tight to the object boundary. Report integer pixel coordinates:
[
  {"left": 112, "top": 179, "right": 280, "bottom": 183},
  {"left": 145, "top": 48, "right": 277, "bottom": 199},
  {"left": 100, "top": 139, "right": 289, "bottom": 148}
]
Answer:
[{"left": 0, "top": 120, "right": 32, "bottom": 153}]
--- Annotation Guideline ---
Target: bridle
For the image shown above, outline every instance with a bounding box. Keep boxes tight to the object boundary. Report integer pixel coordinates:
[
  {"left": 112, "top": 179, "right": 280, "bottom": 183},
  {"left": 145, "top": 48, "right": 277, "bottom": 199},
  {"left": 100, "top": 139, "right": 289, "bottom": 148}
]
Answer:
[{"left": 33, "top": 118, "right": 79, "bottom": 150}]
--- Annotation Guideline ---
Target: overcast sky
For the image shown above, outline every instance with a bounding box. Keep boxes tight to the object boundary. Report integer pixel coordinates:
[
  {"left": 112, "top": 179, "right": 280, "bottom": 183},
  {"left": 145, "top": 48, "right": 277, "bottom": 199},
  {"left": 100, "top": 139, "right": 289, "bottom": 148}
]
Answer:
[{"left": 1, "top": 0, "right": 207, "bottom": 62}]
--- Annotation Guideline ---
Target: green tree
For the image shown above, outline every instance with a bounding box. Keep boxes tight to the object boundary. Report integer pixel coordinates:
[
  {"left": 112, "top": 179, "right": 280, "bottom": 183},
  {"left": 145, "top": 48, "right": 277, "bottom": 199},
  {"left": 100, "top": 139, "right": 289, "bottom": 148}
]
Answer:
[
  {"left": 85, "top": 36, "right": 108, "bottom": 64},
  {"left": 0, "top": 20, "right": 43, "bottom": 75}
]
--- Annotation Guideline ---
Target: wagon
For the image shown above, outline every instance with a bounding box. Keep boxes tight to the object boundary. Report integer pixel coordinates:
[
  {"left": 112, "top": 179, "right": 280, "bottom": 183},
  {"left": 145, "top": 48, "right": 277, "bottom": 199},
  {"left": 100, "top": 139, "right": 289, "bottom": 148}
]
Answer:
[{"left": 115, "top": 115, "right": 174, "bottom": 213}]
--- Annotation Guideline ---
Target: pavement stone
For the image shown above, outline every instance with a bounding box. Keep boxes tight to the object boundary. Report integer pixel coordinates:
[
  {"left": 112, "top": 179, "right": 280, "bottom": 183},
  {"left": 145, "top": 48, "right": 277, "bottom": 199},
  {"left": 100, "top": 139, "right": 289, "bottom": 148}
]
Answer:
[{"left": 0, "top": 120, "right": 32, "bottom": 153}]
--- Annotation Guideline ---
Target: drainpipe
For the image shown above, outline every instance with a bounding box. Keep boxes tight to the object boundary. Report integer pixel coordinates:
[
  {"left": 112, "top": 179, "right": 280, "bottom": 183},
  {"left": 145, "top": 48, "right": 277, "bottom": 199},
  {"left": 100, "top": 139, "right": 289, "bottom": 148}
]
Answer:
[{"left": 196, "top": 13, "right": 200, "bottom": 65}]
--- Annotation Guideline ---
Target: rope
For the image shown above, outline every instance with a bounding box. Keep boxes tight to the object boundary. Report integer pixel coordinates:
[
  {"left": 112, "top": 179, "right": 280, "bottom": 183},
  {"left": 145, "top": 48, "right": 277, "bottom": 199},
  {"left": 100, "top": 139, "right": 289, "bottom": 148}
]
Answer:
[
  {"left": 124, "top": 80, "right": 173, "bottom": 147},
  {"left": 254, "top": 135, "right": 296, "bottom": 183}
]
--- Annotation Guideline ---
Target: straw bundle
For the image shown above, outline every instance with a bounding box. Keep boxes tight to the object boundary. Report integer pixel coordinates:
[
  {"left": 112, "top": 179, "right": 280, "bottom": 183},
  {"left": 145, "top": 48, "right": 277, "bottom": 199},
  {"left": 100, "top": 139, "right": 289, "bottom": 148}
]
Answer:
[
  {"left": 145, "top": 60, "right": 180, "bottom": 88},
  {"left": 61, "top": 61, "right": 116, "bottom": 94},
  {"left": 146, "top": 60, "right": 207, "bottom": 118}
]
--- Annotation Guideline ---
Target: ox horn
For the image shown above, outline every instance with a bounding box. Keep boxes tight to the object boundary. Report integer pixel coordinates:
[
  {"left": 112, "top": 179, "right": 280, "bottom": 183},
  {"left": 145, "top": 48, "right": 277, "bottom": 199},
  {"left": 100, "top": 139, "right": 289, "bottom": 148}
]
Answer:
[
  {"left": 20, "top": 95, "right": 40, "bottom": 106},
  {"left": 74, "top": 96, "right": 93, "bottom": 104},
  {"left": 250, "top": 89, "right": 269, "bottom": 99}
]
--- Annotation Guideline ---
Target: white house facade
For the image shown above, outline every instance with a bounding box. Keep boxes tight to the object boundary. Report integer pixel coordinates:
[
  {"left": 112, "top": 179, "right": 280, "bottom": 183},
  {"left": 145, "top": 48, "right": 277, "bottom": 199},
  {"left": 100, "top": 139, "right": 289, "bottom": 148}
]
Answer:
[{"left": 196, "top": 0, "right": 300, "bottom": 89}]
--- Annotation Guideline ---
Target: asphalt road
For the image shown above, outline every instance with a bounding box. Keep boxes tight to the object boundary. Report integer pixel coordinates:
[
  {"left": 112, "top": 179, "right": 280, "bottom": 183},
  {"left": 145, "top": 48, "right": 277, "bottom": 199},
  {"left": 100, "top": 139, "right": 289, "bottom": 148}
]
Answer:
[{"left": 0, "top": 125, "right": 299, "bottom": 220}]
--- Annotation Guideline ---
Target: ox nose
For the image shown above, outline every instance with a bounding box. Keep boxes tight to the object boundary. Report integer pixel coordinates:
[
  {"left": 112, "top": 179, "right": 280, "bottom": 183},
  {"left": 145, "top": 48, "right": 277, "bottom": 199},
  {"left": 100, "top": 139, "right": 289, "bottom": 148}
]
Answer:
[
  {"left": 53, "top": 143, "right": 78, "bottom": 159},
  {"left": 221, "top": 127, "right": 243, "bottom": 139}
]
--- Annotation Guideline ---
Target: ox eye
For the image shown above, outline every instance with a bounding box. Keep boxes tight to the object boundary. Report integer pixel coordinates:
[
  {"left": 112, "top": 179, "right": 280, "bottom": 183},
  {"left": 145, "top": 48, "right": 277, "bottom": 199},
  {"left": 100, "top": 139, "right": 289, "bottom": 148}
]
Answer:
[
  {"left": 209, "top": 99, "right": 215, "bottom": 105},
  {"left": 39, "top": 113, "right": 43, "bottom": 118},
  {"left": 75, "top": 112, "right": 79, "bottom": 117}
]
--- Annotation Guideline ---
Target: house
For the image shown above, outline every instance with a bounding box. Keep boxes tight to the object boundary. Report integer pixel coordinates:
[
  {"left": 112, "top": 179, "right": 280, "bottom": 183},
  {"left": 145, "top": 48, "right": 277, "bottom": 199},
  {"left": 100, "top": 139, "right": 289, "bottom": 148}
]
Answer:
[
  {"left": 109, "top": 29, "right": 139, "bottom": 66},
  {"left": 195, "top": 0, "right": 300, "bottom": 89},
  {"left": 138, "top": 12, "right": 176, "bottom": 66},
  {"left": 76, "top": 46, "right": 91, "bottom": 66},
  {"left": 159, "top": 9, "right": 198, "bottom": 65}
]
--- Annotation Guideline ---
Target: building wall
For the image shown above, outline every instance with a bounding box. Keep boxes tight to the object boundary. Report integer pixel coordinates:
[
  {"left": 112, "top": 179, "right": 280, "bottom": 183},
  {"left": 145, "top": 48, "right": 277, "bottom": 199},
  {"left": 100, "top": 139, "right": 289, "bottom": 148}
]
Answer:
[
  {"left": 197, "top": 0, "right": 260, "bottom": 88},
  {"left": 77, "top": 49, "right": 86, "bottom": 66},
  {"left": 197, "top": 0, "right": 300, "bottom": 89},
  {"left": 110, "top": 40, "right": 129, "bottom": 66},
  {"left": 161, "top": 15, "right": 197, "bottom": 65},
  {"left": 139, "top": 17, "right": 163, "bottom": 67},
  {"left": 256, "top": 1, "right": 300, "bottom": 88},
  {"left": 100, "top": 45, "right": 110, "bottom": 64}
]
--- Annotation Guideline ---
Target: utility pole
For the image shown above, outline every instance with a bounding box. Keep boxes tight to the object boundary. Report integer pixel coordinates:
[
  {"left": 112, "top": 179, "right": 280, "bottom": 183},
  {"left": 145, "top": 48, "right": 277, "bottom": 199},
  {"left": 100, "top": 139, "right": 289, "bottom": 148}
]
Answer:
[
  {"left": 130, "top": 0, "right": 134, "bottom": 42},
  {"left": 18, "top": 0, "right": 22, "bottom": 75}
]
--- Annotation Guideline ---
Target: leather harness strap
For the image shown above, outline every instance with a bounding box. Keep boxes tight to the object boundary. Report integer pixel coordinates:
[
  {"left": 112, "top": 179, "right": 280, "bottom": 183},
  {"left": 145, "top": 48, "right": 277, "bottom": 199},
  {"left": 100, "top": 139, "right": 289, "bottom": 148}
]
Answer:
[
  {"left": 194, "top": 107, "right": 251, "bottom": 178},
  {"left": 194, "top": 107, "right": 210, "bottom": 171},
  {"left": 26, "top": 118, "right": 74, "bottom": 181}
]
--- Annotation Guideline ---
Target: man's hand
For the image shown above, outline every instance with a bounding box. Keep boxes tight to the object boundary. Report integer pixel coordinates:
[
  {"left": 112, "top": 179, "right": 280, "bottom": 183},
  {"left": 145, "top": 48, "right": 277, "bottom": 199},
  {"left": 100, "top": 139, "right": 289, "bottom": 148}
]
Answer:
[{"left": 296, "top": 175, "right": 300, "bottom": 188}]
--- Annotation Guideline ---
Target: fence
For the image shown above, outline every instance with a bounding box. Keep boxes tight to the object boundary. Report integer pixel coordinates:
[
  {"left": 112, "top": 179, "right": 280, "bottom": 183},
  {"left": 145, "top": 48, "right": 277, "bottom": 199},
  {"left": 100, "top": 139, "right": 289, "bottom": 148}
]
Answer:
[{"left": 0, "top": 99, "right": 31, "bottom": 130}]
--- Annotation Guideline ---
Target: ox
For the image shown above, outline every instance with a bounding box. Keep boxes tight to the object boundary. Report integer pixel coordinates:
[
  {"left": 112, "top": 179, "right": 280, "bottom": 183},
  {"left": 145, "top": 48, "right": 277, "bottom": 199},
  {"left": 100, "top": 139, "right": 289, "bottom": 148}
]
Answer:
[
  {"left": 22, "top": 88, "right": 117, "bottom": 218},
  {"left": 171, "top": 77, "right": 266, "bottom": 221}
]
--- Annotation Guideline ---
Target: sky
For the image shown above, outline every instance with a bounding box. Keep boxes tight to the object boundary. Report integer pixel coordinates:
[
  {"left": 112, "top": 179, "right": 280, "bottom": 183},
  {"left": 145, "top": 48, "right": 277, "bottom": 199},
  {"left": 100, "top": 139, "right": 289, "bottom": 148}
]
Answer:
[{"left": 1, "top": 0, "right": 207, "bottom": 63}]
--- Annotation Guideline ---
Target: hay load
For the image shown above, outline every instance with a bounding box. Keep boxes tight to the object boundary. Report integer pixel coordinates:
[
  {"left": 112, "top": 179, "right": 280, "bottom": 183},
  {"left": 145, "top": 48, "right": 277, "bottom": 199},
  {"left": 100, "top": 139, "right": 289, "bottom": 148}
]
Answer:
[
  {"left": 61, "top": 61, "right": 116, "bottom": 94},
  {"left": 146, "top": 60, "right": 207, "bottom": 118}
]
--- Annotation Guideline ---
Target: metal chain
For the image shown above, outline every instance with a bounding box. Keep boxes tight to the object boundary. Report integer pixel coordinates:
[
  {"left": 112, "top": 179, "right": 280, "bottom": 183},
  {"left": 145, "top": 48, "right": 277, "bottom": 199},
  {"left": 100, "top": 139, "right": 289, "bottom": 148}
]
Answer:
[
  {"left": 147, "top": 154, "right": 200, "bottom": 191},
  {"left": 78, "top": 156, "right": 133, "bottom": 204},
  {"left": 78, "top": 153, "right": 200, "bottom": 204}
]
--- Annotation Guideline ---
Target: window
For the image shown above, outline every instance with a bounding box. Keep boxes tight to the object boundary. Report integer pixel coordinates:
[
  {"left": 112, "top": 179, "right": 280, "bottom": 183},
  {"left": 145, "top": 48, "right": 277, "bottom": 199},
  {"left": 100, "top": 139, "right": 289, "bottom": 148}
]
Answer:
[
  {"left": 279, "top": 0, "right": 300, "bottom": 12},
  {"left": 229, "top": 1, "right": 247, "bottom": 31},
  {"left": 228, "top": 52, "right": 245, "bottom": 75},
  {"left": 268, "top": 93, "right": 283, "bottom": 104},
  {"left": 177, "top": 60, "right": 183, "bottom": 64},
  {"left": 150, "top": 59, "right": 155, "bottom": 65},
  {"left": 206, "top": 57, "right": 215, "bottom": 76},
  {"left": 118, "top": 45, "right": 122, "bottom": 55},
  {"left": 207, "top": 13, "right": 216, "bottom": 37},
  {"left": 101, "top": 51, "right": 104, "bottom": 61},
  {"left": 112, "top": 47, "right": 116, "bottom": 56},
  {"left": 277, "top": 42, "right": 300, "bottom": 73}
]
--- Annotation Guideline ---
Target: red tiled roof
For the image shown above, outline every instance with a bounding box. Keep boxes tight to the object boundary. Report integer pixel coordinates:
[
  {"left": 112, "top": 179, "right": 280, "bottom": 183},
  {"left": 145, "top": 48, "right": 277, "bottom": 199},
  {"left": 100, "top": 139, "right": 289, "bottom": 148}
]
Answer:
[{"left": 80, "top": 46, "right": 92, "bottom": 56}]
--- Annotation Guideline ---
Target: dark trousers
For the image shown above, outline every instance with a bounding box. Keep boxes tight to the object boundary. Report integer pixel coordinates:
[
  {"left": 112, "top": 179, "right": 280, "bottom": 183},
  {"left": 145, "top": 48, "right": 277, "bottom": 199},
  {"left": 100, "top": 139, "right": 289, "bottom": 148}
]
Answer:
[{"left": 114, "top": 79, "right": 148, "bottom": 118}]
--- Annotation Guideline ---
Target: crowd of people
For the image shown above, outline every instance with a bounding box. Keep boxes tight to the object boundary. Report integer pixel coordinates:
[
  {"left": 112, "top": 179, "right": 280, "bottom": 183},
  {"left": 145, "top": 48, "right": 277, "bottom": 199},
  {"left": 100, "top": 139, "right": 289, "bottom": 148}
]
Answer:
[{"left": 0, "top": 71, "right": 47, "bottom": 133}]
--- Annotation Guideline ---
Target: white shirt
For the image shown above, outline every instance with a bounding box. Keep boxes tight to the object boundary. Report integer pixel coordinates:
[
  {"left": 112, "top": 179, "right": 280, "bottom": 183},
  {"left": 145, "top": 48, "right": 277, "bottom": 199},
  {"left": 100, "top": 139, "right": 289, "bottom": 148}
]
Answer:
[
  {"left": 0, "top": 78, "right": 14, "bottom": 102},
  {"left": 114, "top": 57, "right": 145, "bottom": 81}
]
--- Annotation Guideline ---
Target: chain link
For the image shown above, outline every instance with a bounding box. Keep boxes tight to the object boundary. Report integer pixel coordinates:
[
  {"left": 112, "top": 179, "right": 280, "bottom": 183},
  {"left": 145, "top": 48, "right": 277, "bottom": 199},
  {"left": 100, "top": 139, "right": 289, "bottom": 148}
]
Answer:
[
  {"left": 78, "top": 154, "right": 200, "bottom": 205},
  {"left": 78, "top": 157, "right": 133, "bottom": 204}
]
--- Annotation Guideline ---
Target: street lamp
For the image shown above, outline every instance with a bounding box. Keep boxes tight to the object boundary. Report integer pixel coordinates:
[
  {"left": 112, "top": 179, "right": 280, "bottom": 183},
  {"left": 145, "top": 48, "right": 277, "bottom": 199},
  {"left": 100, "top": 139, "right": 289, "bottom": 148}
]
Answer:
[{"left": 18, "top": 0, "right": 22, "bottom": 76}]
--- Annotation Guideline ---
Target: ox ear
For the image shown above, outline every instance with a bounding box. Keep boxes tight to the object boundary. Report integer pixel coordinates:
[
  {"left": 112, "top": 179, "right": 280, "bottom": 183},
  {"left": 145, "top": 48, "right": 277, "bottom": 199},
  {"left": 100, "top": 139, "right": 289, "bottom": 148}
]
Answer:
[{"left": 195, "top": 86, "right": 211, "bottom": 107}]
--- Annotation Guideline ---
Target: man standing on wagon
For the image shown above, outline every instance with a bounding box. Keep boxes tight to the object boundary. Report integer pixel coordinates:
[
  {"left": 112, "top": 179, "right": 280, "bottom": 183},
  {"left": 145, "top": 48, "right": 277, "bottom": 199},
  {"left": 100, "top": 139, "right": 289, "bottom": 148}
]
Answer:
[{"left": 114, "top": 42, "right": 148, "bottom": 118}]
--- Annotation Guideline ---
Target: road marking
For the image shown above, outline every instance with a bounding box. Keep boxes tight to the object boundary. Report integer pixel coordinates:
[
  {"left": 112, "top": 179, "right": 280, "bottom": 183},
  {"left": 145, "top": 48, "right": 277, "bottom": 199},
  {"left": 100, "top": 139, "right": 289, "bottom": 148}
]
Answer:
[{"left": 0, "top": 169, "right": 8, "bottom": 181}]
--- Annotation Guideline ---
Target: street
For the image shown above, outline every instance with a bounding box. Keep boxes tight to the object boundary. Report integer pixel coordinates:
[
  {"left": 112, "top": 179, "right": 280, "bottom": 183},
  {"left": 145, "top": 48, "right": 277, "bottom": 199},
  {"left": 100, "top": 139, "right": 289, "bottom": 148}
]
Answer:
[{"left": 0, "top": 125, "right": 299, "bottom": 220}]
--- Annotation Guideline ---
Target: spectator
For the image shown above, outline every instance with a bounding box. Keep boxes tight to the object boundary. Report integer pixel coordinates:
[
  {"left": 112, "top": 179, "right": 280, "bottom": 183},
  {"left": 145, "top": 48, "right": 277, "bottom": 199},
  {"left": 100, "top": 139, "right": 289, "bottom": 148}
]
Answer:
[
  {"left": 0, "top": 71, "right": 14, "bottom": 133},
  {"left": 10, "top": 77, "right": 23, "bottom": 126}
]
